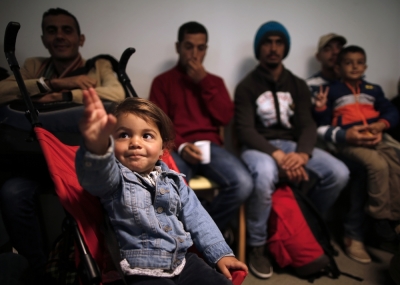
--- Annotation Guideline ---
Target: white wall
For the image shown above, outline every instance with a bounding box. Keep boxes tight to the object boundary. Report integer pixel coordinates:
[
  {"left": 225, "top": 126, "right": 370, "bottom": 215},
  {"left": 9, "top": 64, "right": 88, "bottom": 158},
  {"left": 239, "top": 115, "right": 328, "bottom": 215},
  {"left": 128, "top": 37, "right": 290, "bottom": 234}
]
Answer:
[{"left": 1, "top": 0, "right": 399, "bottom": 99}]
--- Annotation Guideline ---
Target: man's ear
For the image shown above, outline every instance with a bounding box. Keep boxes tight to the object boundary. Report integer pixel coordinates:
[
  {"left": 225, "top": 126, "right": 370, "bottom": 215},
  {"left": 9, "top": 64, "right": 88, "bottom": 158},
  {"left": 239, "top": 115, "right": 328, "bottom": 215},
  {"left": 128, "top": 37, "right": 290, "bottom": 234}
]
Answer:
[
  {"left": 79, "top": 34, "right": 85, "bottom": 47},
  {"left": 175, "top": 42, "right": 180, "bottom": 54}
]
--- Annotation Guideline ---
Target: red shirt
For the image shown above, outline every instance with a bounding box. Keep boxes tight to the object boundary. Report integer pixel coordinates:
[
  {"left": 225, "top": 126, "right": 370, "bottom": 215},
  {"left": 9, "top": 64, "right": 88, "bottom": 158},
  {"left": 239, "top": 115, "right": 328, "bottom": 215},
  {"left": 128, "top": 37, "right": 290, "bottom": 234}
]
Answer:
[{"left": 149, "top": 65, "right": 234, "bottom": 150}]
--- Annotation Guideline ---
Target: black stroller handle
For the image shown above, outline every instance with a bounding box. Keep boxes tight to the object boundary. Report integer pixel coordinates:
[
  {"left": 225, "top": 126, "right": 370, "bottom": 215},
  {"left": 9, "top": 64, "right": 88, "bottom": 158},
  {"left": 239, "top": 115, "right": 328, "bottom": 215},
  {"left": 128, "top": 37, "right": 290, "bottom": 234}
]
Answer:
[
  {"left": 119, "top": 47, "right": 135, "bottom": 72},
  {"left": 4, "top": 21, "right": 41, "bottom": 128},
  {"left": 4, "top": 22, "right": 19, "bottom": 55},
  {"left": 118, "top": 47, "right": 138, "bottom": 97}
]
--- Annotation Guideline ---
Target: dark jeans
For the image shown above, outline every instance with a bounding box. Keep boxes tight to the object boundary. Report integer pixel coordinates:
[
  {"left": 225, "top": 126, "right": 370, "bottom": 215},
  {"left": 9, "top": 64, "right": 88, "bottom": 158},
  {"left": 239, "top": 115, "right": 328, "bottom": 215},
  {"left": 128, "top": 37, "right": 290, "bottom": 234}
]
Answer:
[
  {"left": 0, "top": 253, "right": 30, "bottom": 285},
  {"left": 125, "top": 253, "right": 232, "bottom": 285},
  {"left": 171, "top": 143, "right": 253, "bottom": 231},
  {"left": 0, "top": 174, "right": 52, "bottom": 271},
  {"left": 336, "top": 154, "right": 368, "bottom": 241}
]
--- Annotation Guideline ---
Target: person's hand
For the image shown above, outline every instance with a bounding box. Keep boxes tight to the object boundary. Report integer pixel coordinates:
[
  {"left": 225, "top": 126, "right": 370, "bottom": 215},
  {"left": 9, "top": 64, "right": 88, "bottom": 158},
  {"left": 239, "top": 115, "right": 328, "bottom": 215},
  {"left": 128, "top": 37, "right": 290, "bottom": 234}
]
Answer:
[
  {"left": 368, "top": 121, "right": 386, "bottom": 135},
  {"left": 31, "top": 92, "right": 63, "bottom": 103},
  {"left": 186, "top": 59, "right": 207, "bottom": 84},
  {"left": 345, "top": 125, "right": 379, "bottom": 146},
  {"left": 51, "top": 75, "right": 97, "bottom": 91},
  {"left": 284, "top": 166, "right": 309, "bottom": 183},
  {"left": 272, "top": 150, "right": 309, "bottom": 183},
  {"left": 79, "top": 88, "right": 116, "bottom": 155},
  {"left": 181, "top": 143, "right": 203, "bottom": 164},
  {"left": 315, "top": 85, "right": 329, "bottom": 109},
  {"left": 281, "top": 152, "right": 309, "bottom": 170},
  {"left": 216, "top": 256, "right": 248, "bottom": 281},
  {"left": 369, "top": 131, "right": 383, "bottom": 145}
]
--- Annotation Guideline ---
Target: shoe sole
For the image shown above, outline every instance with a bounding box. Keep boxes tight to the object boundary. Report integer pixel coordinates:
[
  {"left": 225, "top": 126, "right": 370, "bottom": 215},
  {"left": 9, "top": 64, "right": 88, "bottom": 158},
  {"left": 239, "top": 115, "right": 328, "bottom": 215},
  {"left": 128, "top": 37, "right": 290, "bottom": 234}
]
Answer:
[
  {"left": 249, "top": 263, "right": 273, "bottom": 279},
  {"left": 346, "top": 251, "right": 371, "bottom": 264}
]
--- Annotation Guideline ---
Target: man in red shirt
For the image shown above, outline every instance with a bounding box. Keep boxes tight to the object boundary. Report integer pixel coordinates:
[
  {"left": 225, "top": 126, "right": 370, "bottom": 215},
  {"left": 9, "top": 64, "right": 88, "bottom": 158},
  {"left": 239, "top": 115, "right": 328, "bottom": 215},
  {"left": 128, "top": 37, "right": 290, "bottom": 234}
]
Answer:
[{"left": 149, "top": 22, "right": 252, "bottom": 237}]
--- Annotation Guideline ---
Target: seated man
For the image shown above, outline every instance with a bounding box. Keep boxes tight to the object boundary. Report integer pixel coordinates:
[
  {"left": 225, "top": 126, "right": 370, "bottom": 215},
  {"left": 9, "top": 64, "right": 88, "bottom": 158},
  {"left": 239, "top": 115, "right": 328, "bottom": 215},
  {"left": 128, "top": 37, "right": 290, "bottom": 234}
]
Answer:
[
  {"left": 234, "top": 21, "right": 350, "bottom": 279},
  {"left": 0, "top": 8, "right": 124, "bottom": 282},
  {"left": 149, "top": 21, "right": 253, "bottom": 239},
  {"left": 307, "top": 33, "right": 346, "bottom": 99},
  {"left": 0, "top": 8, "right": 124, "bottom": 133}
]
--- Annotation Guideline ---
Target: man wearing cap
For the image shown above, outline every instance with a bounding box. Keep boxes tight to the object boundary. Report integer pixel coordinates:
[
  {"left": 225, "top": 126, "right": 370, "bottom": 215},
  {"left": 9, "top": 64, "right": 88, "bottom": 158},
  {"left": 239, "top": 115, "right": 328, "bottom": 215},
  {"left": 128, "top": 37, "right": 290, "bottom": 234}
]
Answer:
[
  {"left": 234, "top": 21, "right": 350, "bottom": 278},
  {"left": 307, "top": 33, "right": 346, "bottom": 99}
]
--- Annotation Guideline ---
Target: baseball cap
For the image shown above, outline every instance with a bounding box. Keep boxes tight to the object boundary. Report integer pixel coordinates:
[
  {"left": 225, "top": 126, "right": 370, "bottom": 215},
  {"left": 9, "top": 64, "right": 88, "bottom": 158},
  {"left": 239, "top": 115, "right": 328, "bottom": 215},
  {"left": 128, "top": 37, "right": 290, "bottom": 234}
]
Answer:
[{"left": 317, "top": 33, "right": 346, "bottom": 52}]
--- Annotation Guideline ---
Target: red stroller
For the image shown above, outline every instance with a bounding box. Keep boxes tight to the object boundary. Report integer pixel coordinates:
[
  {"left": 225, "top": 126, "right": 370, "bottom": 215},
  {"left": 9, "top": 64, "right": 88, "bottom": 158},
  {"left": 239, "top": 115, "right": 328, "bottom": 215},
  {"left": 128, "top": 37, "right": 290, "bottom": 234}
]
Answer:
[{"left": 3, "top": 21, "right": 247, "bottom": 285}]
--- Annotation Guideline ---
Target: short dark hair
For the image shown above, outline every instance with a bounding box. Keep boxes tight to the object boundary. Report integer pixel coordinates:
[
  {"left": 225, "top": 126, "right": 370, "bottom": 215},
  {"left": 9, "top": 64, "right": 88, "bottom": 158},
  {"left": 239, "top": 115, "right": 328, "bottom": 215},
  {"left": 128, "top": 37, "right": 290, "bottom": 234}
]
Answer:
[
  {"left": 337, "top": 45, "right": 366, "bottom": 65},
  {"left": 42, "top": 8, "right": 81, "bottom": 35},
  {"left": 113, "top": 98, "right": 175, "bottom": 151},
  {"left": 177, "top": 21, "right": 208, "bottom": 43}
]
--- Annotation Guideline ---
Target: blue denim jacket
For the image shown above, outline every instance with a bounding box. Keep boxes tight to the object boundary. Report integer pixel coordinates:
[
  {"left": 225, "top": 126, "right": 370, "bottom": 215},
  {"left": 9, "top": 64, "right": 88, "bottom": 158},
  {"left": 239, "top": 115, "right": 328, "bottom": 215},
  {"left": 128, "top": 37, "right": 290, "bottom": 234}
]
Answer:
[{"left": 75, "top": 140, "right": 233, "bottom": 270}]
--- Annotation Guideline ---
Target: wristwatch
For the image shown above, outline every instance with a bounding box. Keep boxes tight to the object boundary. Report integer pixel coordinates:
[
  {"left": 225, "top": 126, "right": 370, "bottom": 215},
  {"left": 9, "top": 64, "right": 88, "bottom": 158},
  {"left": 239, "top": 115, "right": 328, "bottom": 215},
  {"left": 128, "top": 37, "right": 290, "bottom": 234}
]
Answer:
[{"left": 62, "top": 91, "right": 73, "bottom": 101}]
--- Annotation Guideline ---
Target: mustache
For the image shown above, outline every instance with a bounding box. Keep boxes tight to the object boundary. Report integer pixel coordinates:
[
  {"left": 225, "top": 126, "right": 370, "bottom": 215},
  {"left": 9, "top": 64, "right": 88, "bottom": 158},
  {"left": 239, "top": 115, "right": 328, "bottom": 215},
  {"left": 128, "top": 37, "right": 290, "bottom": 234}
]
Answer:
[{"left": 266, "top": 52, "right": 279, "bottom": 57}]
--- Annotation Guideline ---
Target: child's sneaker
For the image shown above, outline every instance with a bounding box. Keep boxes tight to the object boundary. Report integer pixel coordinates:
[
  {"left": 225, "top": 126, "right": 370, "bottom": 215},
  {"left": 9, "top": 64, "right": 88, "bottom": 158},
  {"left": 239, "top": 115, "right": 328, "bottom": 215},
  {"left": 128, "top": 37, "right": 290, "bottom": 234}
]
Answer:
[{"left": 344, "top": 237, "right": 371, "bottom": 264}]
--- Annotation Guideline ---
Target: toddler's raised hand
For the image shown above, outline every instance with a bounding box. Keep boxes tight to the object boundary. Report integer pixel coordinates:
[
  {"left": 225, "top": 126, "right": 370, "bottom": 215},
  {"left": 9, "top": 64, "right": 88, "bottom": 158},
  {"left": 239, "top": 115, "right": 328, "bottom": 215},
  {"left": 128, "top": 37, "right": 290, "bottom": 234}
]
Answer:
[{"left": 79, "top": 88, "right": 117, "bottom": 155}]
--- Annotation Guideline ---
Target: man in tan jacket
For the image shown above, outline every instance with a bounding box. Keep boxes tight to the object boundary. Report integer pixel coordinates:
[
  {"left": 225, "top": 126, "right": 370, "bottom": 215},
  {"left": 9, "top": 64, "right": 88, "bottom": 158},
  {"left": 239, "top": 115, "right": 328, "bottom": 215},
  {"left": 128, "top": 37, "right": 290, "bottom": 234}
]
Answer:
[{"left": 0, "top": 8, "right": 124, "bottom": 284}]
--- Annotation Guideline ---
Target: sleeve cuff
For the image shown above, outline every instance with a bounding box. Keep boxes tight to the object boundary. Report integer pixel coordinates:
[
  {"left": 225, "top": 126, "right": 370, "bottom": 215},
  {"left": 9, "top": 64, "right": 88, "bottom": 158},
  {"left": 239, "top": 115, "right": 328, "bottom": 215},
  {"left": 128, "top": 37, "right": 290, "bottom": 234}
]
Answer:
[
  {"left": 378, "top": 119, "right": 390, "bottom": 129},
  {"left": 178, "top": 142, "right": 189, "bottom": 154}
]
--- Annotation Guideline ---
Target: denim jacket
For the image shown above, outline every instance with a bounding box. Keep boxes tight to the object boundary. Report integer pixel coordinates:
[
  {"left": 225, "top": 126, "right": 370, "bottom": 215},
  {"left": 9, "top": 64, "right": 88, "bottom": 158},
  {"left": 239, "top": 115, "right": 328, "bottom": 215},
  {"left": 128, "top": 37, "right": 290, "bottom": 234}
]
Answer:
[{"left": 75, "top": 139, "right": 233, "bottom": 270}]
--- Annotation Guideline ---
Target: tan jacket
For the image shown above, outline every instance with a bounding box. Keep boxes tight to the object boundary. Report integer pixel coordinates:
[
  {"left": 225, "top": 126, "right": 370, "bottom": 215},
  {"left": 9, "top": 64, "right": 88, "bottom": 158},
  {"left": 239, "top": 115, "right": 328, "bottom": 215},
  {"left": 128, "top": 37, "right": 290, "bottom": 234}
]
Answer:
[{"left": 0, "top": 57, "right": 125, "bottom": 105}]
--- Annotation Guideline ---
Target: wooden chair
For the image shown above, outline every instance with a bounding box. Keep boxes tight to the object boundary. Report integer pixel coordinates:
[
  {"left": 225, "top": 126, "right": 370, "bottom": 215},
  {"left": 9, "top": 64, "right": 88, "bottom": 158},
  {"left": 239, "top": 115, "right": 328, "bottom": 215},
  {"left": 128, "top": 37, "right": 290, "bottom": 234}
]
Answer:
[{"left": 188, "top": 175, "right": 246, "bottom": 263}]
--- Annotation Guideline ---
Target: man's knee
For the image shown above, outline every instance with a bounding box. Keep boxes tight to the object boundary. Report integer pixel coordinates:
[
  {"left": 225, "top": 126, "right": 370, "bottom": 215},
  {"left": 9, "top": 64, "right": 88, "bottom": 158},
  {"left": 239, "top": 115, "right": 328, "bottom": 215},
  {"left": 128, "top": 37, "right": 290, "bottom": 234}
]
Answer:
[{"left": 0, "top": 177, "right": 38, "bottom": 206}]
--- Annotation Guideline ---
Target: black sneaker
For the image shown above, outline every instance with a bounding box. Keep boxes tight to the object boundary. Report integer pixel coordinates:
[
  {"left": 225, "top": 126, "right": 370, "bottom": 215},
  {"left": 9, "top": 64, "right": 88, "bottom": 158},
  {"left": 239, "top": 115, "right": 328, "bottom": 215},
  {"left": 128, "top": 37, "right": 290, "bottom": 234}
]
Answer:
[{"left": 248, "top": 245, "right": 273, "bottom": 279}]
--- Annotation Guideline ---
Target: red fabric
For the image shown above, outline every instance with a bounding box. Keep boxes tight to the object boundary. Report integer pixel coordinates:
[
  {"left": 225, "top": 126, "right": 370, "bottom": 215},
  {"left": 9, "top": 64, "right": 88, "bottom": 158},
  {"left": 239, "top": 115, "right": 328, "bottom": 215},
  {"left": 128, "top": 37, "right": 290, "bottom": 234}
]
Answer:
[
  {"left": 35, "top": 127, "right": 245, "bottom": 284},
  {"left": 149, "top": 65, "right": 233, "bottom": 149},
  {"left": 34, "top": 127, "right": 118, "bottom": 283},
  {"left": 267, "top": 185, "right": 324, "bottom": 268}
]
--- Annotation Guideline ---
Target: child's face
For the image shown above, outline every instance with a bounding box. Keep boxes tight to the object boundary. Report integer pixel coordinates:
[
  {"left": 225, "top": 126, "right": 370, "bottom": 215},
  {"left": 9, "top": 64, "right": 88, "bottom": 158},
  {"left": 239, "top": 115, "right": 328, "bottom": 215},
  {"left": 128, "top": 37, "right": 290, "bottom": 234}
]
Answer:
[
  {"left": 113, "top": 113, "right": 163, "bottom": 175},
  {"left": 337, "top": 52, "right": 367, "bottom": 82}
]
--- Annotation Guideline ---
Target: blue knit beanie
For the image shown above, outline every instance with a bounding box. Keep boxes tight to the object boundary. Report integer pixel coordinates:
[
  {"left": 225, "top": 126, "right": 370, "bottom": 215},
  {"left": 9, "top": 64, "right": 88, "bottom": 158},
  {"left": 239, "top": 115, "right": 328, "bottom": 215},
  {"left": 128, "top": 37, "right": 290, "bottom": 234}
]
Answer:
[{"left": 254, "top": 21, "right": 291, "bottom": 59}]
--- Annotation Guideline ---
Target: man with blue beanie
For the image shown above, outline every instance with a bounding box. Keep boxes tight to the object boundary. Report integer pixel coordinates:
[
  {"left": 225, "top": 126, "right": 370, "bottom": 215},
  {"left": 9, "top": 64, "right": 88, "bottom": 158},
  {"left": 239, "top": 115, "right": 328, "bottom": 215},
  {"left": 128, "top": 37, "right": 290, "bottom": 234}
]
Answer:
[{"left": 234, "top": 21, "right": 350, "bottom": 279}]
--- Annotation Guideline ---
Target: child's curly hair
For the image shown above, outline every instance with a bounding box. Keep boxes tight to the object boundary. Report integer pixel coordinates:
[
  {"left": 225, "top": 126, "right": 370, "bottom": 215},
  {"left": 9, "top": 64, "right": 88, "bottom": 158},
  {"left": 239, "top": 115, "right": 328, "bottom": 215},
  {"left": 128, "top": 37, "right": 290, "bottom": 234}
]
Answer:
[{"left": 112, "top": 97, "right": 175, "bottom": 151}]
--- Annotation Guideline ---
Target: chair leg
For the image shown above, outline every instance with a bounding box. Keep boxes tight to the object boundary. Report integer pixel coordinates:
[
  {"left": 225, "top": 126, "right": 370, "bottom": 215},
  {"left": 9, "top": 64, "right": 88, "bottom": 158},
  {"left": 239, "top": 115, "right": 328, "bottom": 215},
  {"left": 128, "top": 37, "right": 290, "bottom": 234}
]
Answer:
[{"left": 237, "top": 204, "right": 246, "bottom": 263}]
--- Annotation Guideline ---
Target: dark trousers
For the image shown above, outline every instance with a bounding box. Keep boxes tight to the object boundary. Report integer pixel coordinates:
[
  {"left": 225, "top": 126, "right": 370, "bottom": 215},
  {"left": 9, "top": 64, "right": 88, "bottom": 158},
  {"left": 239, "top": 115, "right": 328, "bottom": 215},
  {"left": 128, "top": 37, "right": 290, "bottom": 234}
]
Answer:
[
  {"left": 0, "top": 174, "right": 51, "bottom": 271},
  {"left": 125, "top": 253, "right": 232, "bottom": 285}
]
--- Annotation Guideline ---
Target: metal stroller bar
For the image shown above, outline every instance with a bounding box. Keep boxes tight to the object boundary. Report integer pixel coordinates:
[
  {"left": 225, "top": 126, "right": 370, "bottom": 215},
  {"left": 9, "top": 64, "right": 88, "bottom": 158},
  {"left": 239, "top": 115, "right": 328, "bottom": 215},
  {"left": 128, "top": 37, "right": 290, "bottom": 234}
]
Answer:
[
  {"left": 4, "top": 22, "right": 41, "bottom": 130},
  {"left": 118, "top": 47, "right": 138, "bottom": 98}
]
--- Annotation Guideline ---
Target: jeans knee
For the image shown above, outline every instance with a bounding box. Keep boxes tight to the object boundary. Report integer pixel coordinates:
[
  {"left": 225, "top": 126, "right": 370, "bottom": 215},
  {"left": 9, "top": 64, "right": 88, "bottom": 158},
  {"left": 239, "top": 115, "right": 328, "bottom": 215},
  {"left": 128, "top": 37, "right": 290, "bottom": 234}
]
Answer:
[
  {"left": 334, "top": 164, "right": 350, "bottom": 190},
  {"left": 237, "top": 172, "right": 254, "bottom": 200}
]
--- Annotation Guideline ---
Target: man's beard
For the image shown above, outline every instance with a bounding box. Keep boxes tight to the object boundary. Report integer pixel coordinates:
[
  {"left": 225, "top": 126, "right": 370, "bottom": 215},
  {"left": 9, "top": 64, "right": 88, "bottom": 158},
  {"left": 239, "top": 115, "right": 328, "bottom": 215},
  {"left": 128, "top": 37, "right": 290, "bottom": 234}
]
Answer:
[{"left": 265, "top": 62, "right": 280, "bottom": 69}]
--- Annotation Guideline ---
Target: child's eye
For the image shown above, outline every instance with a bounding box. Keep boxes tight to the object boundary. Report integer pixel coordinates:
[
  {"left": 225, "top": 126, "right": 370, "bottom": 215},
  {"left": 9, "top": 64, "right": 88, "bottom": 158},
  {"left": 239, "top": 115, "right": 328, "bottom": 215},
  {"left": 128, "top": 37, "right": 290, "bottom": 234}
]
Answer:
[
  {"left": 143, "top": 133, "right": 154, "bottom": 140},
  {"left": 118, "top": 132, "right": 129, "bottom": 139}
]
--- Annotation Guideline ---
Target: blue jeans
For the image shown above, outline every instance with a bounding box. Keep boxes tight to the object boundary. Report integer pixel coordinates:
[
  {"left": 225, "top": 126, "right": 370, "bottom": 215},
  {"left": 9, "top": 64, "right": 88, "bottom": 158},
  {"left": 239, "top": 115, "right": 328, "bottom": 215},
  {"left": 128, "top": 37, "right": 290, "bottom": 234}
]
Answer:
[
  {"left": 0, "top": 175, "right": 51, "bottom": 271},
  {"left": 241, "top": 140, "right": 350, "bottom": 246},
  {"left": 171, "top": 143, "right": 253, "bottom": 231}
]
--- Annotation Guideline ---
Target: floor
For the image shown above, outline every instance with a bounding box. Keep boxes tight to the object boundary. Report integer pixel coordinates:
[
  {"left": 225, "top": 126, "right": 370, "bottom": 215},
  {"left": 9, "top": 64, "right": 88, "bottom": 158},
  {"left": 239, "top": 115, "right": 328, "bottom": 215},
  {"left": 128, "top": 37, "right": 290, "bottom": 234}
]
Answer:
[{"left": 242, "top": 242, "right": 396, "bottom": 285}]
